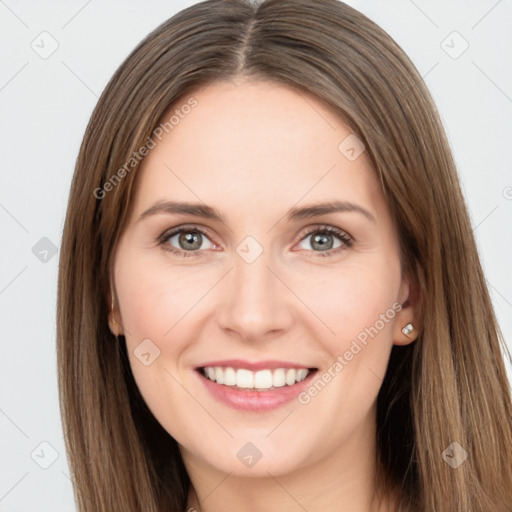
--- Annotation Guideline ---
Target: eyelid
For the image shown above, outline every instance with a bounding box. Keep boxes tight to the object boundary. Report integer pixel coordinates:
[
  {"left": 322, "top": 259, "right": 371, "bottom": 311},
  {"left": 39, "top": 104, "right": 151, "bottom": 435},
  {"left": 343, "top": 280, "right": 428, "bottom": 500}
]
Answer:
[{"left": 158, "top": 224, "right": 213, "bottom": 243}]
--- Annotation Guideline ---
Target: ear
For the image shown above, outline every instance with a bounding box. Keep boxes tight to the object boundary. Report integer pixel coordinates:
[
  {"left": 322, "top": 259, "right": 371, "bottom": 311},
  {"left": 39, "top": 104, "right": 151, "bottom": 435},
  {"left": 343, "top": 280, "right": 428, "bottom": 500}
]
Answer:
[
  {"left": 393, "top": 268, "right": 422, "bottom": 346},
  {"left": 108, "top": 286, "right": 124, "bottom": 337}
]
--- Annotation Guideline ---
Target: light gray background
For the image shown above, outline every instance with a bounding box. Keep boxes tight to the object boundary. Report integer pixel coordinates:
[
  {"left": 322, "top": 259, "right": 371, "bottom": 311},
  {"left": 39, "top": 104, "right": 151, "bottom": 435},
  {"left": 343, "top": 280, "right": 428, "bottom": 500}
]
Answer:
[{"left": 1, "top": 1, "right": 511, "bottom": 510}]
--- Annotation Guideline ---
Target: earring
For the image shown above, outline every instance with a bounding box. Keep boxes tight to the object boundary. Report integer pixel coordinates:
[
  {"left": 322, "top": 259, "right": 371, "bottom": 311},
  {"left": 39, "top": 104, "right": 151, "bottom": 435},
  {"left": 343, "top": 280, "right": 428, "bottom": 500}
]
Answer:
[{"left": 401, "top": 323, "right": 414, "bottom": 336}]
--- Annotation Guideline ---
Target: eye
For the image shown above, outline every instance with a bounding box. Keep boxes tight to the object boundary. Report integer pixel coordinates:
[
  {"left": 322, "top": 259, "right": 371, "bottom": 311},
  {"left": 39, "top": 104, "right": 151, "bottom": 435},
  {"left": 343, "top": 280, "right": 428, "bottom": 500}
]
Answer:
[
  {"left": 158, "top": 225, "right": 216, "bottom": 258},
  {"left": 157, "top": 224, "right": 353, "bottom": 258},
  {"left": 296, "top": 225, "right": 353, "bottom": 257}
]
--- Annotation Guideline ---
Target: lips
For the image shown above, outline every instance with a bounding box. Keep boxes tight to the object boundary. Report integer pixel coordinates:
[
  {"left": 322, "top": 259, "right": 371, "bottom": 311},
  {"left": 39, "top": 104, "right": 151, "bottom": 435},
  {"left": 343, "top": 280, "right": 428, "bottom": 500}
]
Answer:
[
  {"left": 194, "top": 359, "right": 318, "bottom": 411},
  {"left": 195, "top": 359, "right": 317, "bottom": 390}
]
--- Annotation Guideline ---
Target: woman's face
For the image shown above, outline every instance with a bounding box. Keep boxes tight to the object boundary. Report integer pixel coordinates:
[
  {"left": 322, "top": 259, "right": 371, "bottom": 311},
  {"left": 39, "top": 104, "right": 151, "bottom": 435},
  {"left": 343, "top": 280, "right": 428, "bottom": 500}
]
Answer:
[{"left": 111, "top": 78, "right": 417, "bottom": 477}]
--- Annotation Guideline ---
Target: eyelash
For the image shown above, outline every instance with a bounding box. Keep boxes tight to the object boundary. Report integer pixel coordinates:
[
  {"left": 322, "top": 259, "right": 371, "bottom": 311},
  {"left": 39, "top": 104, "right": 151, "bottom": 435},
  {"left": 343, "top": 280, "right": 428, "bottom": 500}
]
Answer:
[{"left": 157, "top": 224, "right": 354, "bottom": 258}]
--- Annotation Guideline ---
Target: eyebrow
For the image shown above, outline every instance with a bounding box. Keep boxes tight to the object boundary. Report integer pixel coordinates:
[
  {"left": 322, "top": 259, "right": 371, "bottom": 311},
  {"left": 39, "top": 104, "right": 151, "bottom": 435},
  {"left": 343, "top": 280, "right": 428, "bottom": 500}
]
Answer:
[{"left": 137, "top": 200, "right": 376, "bottom": 224}]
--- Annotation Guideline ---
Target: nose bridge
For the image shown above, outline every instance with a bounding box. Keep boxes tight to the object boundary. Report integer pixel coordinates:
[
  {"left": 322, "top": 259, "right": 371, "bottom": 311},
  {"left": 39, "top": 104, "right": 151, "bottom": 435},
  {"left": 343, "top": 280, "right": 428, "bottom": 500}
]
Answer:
[
  {"left": 216, "top": 241, "right": 292, "bottom": 340},
  {"left": 234, "top": 247, "right": 273, "bottom": 303}
]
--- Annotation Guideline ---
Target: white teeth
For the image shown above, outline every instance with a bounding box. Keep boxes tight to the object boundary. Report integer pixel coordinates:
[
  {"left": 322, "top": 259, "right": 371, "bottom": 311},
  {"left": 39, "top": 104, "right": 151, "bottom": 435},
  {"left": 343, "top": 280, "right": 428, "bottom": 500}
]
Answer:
[
  {"left": 273, "top": 368, "right": 286, "bottom": 387},
  {"left": 285, "top": 368, "right": 296, "bottom": 386},
  {"left": 201, "top": 366, "right": 313, "bottom": 390},
  {"left": 254, "top": 369, "right": 273, "bottom": 389},
  {"left": 223, "top": 367, "right": 237, "bottom": 386},
  {"left": 296, "top": 369, "right": 309, "bottom": 382},
  {"left": 236, "top": 369, "right": 254, "bottom": 389}
]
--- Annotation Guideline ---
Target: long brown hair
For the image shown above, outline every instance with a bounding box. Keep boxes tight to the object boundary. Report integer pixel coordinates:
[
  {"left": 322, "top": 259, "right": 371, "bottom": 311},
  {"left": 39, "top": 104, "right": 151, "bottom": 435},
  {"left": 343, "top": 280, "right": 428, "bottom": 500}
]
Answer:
[{"left": 57, "top": 0, "right": 512, "bottom": 510}]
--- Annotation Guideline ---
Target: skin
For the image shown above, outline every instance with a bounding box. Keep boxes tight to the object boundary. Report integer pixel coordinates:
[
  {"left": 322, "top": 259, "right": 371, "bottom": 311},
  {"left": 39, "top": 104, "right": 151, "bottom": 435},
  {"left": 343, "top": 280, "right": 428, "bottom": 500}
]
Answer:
[{"left": 109, "top": 77, "right": 421, "bottom": 512}]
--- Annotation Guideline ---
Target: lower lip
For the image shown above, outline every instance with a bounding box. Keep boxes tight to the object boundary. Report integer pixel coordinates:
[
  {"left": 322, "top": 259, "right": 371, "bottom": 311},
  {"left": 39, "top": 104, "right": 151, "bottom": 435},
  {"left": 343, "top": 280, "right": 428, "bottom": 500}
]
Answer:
[{"left": 196, "top": 369, "right": 317, "bottom": 412}]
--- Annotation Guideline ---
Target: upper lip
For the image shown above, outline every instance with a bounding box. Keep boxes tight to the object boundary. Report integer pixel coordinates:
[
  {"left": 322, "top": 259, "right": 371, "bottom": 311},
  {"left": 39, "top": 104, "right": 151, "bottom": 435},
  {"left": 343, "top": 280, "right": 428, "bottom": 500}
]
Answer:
[{"left": 195, "top": 359, "right": 317, "bottom": 371}]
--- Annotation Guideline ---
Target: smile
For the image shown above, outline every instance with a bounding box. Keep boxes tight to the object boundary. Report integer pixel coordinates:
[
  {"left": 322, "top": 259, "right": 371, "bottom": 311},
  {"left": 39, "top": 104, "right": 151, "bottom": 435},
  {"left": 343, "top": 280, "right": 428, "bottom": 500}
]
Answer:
[
  {"left": 195, "top": 361, "right": 318, "bottom": 412},
  {"left": 200, "top": 366, "right": 312, "bottom": 391}
]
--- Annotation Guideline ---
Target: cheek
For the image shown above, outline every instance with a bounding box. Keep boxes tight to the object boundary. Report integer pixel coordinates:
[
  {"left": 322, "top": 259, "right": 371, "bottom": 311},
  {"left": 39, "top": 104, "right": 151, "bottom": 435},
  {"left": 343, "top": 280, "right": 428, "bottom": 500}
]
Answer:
[
  {"left": 113, "top": 252, "right": 202, "bottom": 425},
  {"left": 115, "top": 250, "right": 209, "bottom": 343},
  {"left": 294, "top": 258, "right": 401, "bottom": 414},
  {"left": 299, "top": 258, "right": 402, "bottom": 344}
]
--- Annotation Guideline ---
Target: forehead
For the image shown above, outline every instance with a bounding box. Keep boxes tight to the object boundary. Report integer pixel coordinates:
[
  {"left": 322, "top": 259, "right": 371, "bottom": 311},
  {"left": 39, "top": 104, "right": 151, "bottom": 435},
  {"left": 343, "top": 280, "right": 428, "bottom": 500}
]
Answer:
[{"left": 129, "top": 78, "right": 383, "bottom": 224}]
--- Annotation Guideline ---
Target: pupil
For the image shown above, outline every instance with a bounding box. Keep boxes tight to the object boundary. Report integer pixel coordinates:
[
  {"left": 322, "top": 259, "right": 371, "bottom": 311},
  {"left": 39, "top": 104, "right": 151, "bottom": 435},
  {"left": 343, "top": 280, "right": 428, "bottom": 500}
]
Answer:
[
  {"left": 313, "top": 233, "right": 333, "bottom": 251},
  {"left": 180, "top": 232, "right": 201, "bottom": 250}
]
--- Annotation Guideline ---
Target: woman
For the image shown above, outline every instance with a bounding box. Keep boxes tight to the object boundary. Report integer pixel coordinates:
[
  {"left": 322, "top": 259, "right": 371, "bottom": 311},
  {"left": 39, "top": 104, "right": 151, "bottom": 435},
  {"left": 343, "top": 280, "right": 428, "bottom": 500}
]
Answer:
[{"left": 56, "top": 0, "right": 512, "bottom": 511}]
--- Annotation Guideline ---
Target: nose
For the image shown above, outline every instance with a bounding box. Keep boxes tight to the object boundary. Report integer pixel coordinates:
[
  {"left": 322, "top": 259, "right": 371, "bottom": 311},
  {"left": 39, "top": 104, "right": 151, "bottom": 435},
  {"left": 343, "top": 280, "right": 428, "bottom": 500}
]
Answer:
[{"left": 216, "top": 248, "right": 294, "bottom": 343}]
